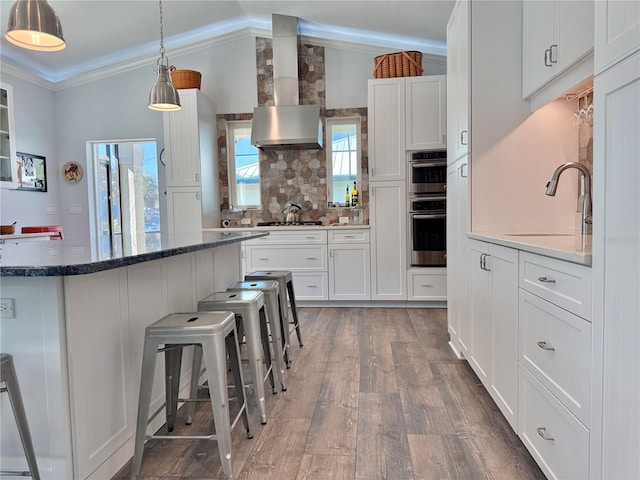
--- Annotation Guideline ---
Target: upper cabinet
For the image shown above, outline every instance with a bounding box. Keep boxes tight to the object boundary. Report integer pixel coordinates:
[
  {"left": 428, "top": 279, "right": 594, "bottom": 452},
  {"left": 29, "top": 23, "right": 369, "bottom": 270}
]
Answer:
[
  {"left": 446, "top": 0, "right": 470, "bottom": 164},
  {"left": 522, "top": 0, "right": 594, "bottom": 100},
  {"left": 368, "top": 76, "right": 447, "bottom": 181},
  {"left": 594, "top": 0, "right": 640, "bottom": 75},
  {"left": 0, "top": 83, "right": 18, "bottom": 189},
  {"left": 405, "top": 76, "right": 446, "bottom": 151}
]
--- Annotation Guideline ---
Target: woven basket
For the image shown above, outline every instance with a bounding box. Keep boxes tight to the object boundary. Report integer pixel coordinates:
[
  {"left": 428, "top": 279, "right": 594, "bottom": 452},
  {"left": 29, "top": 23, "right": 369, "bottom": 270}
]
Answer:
[
  {"left": 373, "top": 51, "right": 423, "bottom": 78},
  {"left": 170, "top": 68, "right": 202, "bottom": 89}
]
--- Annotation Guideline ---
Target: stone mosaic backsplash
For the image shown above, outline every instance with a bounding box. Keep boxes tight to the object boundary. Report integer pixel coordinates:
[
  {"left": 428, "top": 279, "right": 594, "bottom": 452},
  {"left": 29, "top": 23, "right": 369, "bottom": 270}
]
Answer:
[{"left": 217, "top": 37, "right": 368, "bottom": 227}]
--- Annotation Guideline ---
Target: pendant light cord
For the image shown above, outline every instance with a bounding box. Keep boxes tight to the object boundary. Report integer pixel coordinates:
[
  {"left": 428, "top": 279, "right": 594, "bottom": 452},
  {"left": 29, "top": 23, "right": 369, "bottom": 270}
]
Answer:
[{"left": 157, "top": 0, "right": 167, "bottom": 67}]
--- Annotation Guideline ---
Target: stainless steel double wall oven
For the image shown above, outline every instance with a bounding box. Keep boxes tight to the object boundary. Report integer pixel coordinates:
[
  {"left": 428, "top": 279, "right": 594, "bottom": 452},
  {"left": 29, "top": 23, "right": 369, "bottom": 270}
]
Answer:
[{"left": 409, "top": 150, "right": 447, "bottom": 267}]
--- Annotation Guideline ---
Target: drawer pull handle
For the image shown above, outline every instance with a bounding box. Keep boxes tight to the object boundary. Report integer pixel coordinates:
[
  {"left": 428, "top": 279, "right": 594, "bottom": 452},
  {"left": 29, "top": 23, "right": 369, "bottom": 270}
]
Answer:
[
  {"left": 538, "top": 276, "right": 556, "bottom": 283},
  {"left": 537, "top": 341, "right": 555, "bottom": 351},
  {"left": 421, "top": 284, "right": 432, "bottom": 287},
  {"left": 306, "top": 257, "right": 317, "bottom": 260},
  {"left": 307, "top": 285, "right": 318, "bottom": 288},
  {"left": 259, "top": 257, "right": 269, "bottom": 261},
  {"left": 306, "top": 236, "right": 316, "bottom": 240},
  {"left": 536, "top": 427, "right": 555, "bottom": 442},
  {"left": 344, "top": 235, "right": 355, "bottom": 238}
]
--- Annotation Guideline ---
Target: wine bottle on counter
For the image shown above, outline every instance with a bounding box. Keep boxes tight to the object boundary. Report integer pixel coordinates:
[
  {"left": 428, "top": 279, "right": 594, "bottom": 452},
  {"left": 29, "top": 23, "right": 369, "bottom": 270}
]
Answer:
[
  {"left": 345, "top": 185, "right": 350, "bottom": 206},
  {"left": 351, "top": 181, "right": 359, "bottom": 206}
]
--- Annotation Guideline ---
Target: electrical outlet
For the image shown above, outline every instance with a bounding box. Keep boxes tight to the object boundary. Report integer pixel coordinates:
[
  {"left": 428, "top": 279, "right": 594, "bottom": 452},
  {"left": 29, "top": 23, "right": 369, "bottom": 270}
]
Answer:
[
  {"left": 241, "top": 218, "right": 252, "bottom": 225},
  {"left": 339, "top": 216, "right": 349, "bottom": 224},
  {"left": 0, "top": 298, "right": 15, "bottom": 319}
]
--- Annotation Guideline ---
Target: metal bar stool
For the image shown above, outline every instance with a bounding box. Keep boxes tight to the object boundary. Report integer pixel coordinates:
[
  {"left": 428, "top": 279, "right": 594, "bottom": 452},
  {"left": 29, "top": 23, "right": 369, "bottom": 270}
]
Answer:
[
  {"left": 245, "top": 270, "right": 304, "bottom": 350},
  {"left": 130, "top": 312, "right": 252, "bottom": 480},
  {"left": 197, "top": 290, "right": 275, "bottom": 424},
  {"left": 227, "top": 280, "right": 287, "bottom": 391},
  {"left": 0, "top": 354, "right": 40, "bottom": 480}
]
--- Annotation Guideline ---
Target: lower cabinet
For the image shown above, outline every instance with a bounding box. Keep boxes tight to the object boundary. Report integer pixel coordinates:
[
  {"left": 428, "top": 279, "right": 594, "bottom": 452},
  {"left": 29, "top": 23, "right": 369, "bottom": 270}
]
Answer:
[
  {"left": 166, "top": 186, "right": 203, "bottom": 247},
  {"left": 407, "top": 268, "right": 447, "bottom": 301},
  {"left": 468, "top": 239, "right": 519, "bottom": 430},
  {"left": 328, "top": 232, "right": 371, "bottom": 300}
]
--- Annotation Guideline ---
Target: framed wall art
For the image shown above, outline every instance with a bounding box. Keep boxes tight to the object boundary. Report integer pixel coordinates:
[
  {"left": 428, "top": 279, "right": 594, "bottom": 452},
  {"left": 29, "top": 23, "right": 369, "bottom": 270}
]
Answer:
[
  {"left": 16, "top": 152, "right": 47, "bottom": 192},
  {"left": 62, "top": 161, "right": 83, "bottom": 184}
]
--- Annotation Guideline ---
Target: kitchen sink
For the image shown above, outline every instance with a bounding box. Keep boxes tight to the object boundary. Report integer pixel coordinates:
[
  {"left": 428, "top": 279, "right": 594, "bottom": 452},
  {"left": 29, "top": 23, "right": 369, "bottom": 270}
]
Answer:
[{"left": 505, "top": 233, "right": 575, "bottom": 237}]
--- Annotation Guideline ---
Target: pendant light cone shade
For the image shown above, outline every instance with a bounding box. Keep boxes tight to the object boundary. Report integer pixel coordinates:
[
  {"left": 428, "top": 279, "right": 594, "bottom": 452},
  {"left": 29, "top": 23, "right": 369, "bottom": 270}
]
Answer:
[
  {"left": 149, "top": 65, "right": 181, "bottom": 111},
  {"left": 5, "top": 0, "right": 65, "bottom": 51}
]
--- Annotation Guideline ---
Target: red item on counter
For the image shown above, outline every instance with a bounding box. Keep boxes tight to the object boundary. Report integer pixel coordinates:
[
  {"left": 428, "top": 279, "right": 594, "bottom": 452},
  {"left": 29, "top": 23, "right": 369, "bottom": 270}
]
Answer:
[{"left": 21, "top": 225, "right": 64, "bottom": 240}]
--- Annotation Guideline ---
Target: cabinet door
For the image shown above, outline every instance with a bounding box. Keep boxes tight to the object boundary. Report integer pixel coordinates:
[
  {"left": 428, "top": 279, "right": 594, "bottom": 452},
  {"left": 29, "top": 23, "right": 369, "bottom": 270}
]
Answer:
[
  {"left": 166, "top": 186, "right": 203, "bottom": 247},
  {"left": 329, "top": 244, "right": 371, "bottom": 300},
  {"left": 0, "top": 83, "right": 18, "bottom": 188},
  {"left": 368, "top": 79, "right": 406, "bottom": 181},
  {"left": 405, "top": 76, "right": 447, "bottom": 151},
  {"left": 556, "top": 0, "right": 594, "bottom": 74},
  {"left": 370, "top": 181, "right": 407, "bottom": 300},
  {"left": 489, "top": 243, "right": 519, "bottom": 431},
  {"left": 522, "top": 0, "right": 556, "bottom": 97},
  {"left": 446, "top": 0, "right": 470, "bottom": 163},
  {"left": 163, "top": 89, "right": 201, "bottom": 187},
  {"left": 468, "top": 239, "right": 491, "bottom": 383},
  {"left": 594, "top": 0, "right": 640, "bottom": 74},
  {"left": 446, "top": 158, "right": 470, "bottom": 356},
  {"left": 592, "top": 51, "right": 640, "bottom": 480}
]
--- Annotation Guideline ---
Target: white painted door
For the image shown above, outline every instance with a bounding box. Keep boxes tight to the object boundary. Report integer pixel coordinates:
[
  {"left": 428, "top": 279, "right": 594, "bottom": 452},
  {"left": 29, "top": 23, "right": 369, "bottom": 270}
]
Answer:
[
  {"left": 370, "top": 181, "right": 407, "bottom": 300},
  {"left": 367, "top": 78, "right": 406, "bottom": 181},
  {"left": 163, "top": 89, "right": 201, "bottom": 187},
  {"left": 468, "top": 239, "right": 491, "bottom": 384},
  {"left": 405, "top": 75, "right": 447, "bottom": 151},
  {"left": 329, "top": 244, "right": 371, "bottom": 300},
  {"left": 522, "top": 0, "right": 556, "bottom": 97},
  {"left": 594, "top": 0, "right": 640, "bottom": 74},
  {"left": 166, "top": 186, "right": 203, "bottom": 247}
]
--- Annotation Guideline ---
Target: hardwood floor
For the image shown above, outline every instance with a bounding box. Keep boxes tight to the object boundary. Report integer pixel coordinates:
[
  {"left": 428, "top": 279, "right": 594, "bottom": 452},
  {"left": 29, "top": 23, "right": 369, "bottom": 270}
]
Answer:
[{"left": 114, "top": 307, "right": 545, "bottom": 480}]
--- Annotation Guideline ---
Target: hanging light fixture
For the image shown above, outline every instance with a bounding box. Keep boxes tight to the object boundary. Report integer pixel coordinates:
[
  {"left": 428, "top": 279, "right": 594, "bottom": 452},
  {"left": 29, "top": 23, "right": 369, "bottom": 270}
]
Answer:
[
  {"left": 148, "top": 0, "right": 180, "bottom": 111},
  {"left": 5, "top": 0, "right": 66, "bottom": 51}
]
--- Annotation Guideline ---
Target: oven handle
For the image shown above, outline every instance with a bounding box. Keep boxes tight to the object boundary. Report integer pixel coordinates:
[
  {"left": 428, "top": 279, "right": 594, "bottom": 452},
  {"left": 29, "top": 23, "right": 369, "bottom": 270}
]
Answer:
[
  {"left": 411, "top": 214, "right": 446, "bottom": 219},
  {"left": 410, "top": 162, "right": 447, "bottom": 169}
]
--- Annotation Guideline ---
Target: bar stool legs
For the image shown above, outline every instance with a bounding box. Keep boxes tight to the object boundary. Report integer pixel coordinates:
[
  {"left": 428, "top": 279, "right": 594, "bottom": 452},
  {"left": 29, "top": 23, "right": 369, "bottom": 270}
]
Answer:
[
  {"left": 130, "top": 312, "right": 251, "bottom": 480},
  {"left": 0, "top": 354, "right": 40, "bottom": 480}
]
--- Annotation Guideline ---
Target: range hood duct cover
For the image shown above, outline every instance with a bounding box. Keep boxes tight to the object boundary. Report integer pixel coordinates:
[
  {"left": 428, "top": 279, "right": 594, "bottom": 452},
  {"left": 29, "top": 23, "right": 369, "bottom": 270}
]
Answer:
[{"left": 251, "top": 14, "right": 323, "bottom": 151}]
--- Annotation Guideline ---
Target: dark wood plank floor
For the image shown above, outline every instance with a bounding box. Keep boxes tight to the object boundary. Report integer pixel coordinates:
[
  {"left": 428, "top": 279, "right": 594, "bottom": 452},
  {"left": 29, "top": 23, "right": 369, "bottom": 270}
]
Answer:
[{"left": 114, "top": 307, "right": 545, "bottom": 480}]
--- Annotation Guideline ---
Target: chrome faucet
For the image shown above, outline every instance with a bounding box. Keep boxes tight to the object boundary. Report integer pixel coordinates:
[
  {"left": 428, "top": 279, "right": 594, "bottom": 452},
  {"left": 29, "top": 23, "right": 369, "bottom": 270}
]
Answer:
[{"left": 545, "top": 162, "right": 592, "bottom": 235}]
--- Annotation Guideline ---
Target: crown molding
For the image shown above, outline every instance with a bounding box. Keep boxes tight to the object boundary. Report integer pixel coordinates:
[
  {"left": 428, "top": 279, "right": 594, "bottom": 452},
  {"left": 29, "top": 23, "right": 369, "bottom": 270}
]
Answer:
[{"left": 0, "top": 61, "right": 57, "bottom": 91}]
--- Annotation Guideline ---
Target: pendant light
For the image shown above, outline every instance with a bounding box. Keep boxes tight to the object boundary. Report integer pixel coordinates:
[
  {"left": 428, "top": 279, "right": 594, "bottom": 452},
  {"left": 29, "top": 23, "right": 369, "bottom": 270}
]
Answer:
[
  {"left": 148, "top": 0, "right": 180, "bottom": 111},
  {"left": 5, "top": 0, "right": 66, "bottom": 51}
]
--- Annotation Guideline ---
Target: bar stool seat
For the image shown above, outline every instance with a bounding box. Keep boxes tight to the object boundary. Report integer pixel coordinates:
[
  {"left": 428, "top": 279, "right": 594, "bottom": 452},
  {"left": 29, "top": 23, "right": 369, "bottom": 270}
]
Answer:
[
  {"left": 0, "top": 354, "right": 40, "bottom": 480},
  {"left": 130, "top": 312, "right": 251, "bottom": 480},
  {"left": 245, "top": 270, "right": 304, "bottom": 351},
  {"left": 197, "top": 290, "right": 275, "bottom": 424},
  {"left": 227, "top": 280, "right": 287, "bottom": 391}
]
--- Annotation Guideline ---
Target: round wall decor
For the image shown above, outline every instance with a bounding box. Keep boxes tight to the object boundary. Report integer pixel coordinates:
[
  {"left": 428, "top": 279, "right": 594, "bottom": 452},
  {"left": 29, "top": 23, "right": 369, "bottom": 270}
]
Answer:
[{"left": 62, "top": 162, "right": 83, "bottom": 184}]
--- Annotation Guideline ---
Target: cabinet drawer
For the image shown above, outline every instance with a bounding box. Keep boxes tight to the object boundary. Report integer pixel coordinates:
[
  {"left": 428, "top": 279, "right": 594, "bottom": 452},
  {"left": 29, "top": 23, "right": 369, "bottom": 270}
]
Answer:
[
  {"left": 518, "top": 365, "right": 589, "bottom": 480},
  {"left": 328, "top": 229, "right": 370, "bottom": 243},
  {"left": 519, "top": 289, "right": 591, "bottom": 425},
  {"left": 292, "top": 272, "right": 328, "bottom": 300},
  {"left": 247, "top": 245, "right": 327, "bottom": 271},
  {"left": 246, "top": 229, "right": 327, "bottom": 245},
  {"left": 408, "top": 270, "right": 447, "bottom": 300},
  {"left": 519, "top": 252, "right": 592, "bottom": 320}
]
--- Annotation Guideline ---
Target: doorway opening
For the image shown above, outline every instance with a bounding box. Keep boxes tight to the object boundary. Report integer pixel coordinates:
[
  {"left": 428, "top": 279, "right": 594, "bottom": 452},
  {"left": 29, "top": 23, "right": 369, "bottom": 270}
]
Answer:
[{"left": 89, "top": 140, "right": 160, "bottom": 259}]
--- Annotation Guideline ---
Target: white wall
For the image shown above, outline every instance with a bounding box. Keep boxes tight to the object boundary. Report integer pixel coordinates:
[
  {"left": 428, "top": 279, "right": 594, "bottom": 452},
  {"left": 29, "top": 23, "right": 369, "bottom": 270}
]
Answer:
[
  {"left": 0, "top": 73, "right": 60, "bottom": 229},
  {"left": 470, "top": 1, "right": 579, "bottom": 233}
]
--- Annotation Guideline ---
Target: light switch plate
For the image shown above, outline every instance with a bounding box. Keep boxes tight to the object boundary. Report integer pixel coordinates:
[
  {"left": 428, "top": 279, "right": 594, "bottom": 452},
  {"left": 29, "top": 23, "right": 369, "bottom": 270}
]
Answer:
[
  {"left": 339, "top": 216, "right": 349, "bottom": 224},
  {"left": 0, "top": 298, "right": 15, "bottom": 319},
  {"left": 46, "top": 204, "right": 57, "bottom": 215},
  {"left": 69, "top": 203, "right": 82, "bottom": 214}
]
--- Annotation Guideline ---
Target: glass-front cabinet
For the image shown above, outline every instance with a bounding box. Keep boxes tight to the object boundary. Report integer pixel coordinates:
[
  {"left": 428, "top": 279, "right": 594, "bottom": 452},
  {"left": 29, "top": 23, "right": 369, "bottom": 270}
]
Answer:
[{"left": 1, "top": 83, "right": 18, "bottom": 188}]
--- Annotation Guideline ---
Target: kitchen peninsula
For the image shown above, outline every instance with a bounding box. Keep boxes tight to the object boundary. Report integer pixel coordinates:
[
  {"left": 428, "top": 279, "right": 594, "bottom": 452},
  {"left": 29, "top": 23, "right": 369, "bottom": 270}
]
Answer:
[{"left": 0, "top": 230, "right": 267, "bottom": 480}]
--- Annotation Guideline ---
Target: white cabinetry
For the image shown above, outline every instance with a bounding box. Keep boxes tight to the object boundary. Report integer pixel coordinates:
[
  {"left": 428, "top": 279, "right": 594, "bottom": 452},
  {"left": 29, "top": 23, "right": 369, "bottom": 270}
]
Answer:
[
  {"left": 0, "top": 83, "right": 18, "bottom": 188},
  {"left": 446, "top": 158, "right": 470, "bottom": 357},
  {"left": 591, "top": 50, "right": 640, "bottom": 479},
  {"left": 163, "top": 89, "right": 218, "bottom": 246},
  {"left": 407, "top": 268, "right": 446, "bottom": 301},
  {"left": 245, "top": 230, "right": 329, "bottom": 301},
  {"left": 369, "top": 181, "right": 407, "bottom": 300},
  {"left": 405, "top": 76, "right": 446, "bottom": 151},
  {"left": 517, "top": 252, "right": 592, "bottom": 479},
  {"left": 328, "top": 229, "right": 371, "bottom": 301},
  {"left": 468, "top": 240, "right": 519, "bottom": 430},
  {"left": 446, "top": 0, "right": 470, "bottom": 163},
  {"left": 368, "top": 78, "right": 405, "bottom": 181},
  {"left": 522, "top": 0, "right": 594, "bottom": 100},
  {"left": 594, "top": 0, "right": 640, "bottom": 75}
]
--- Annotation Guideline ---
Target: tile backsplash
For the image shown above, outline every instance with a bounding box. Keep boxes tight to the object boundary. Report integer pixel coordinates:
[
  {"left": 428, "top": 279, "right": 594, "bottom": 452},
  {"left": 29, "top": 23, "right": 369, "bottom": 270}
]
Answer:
[{"left": 217, "top": 37, "right": 368, "bottom": 227}]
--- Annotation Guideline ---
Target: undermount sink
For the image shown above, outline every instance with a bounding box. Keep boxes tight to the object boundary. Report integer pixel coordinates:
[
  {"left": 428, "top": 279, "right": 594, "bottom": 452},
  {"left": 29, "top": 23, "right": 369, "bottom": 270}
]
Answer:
[{"left": 505, "top": 233, "right": 575, "bottom": 237}]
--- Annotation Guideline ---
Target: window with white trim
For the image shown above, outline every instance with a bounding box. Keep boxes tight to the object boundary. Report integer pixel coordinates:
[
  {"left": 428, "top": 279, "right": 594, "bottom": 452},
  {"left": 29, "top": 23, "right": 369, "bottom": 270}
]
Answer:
[
  {"left": 326, "top": 116, "right": 361, "bottom": 206},
  {"left": 226, "top": 120, "right": 261, "bottom": 209}
]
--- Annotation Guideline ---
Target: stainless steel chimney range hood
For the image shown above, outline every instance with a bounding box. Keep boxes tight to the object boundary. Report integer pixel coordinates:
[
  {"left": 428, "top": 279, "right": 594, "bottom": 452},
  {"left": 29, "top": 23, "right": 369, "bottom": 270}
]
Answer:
[{"left": 251, "top": 14, "right": 323, "bottom": 151}]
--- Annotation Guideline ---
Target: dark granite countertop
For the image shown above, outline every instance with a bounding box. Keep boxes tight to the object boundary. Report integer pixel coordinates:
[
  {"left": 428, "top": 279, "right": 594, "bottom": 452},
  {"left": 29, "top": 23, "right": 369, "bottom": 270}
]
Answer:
[{"left": 0, "top": 231, "right": 268, "bottom": 277}]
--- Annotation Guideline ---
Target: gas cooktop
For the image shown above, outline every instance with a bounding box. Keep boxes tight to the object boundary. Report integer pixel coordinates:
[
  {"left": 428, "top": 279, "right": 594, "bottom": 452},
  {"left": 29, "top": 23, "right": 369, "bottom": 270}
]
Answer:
[{"left": 256, "top": 221, "right": 323, "bottom": 227}]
